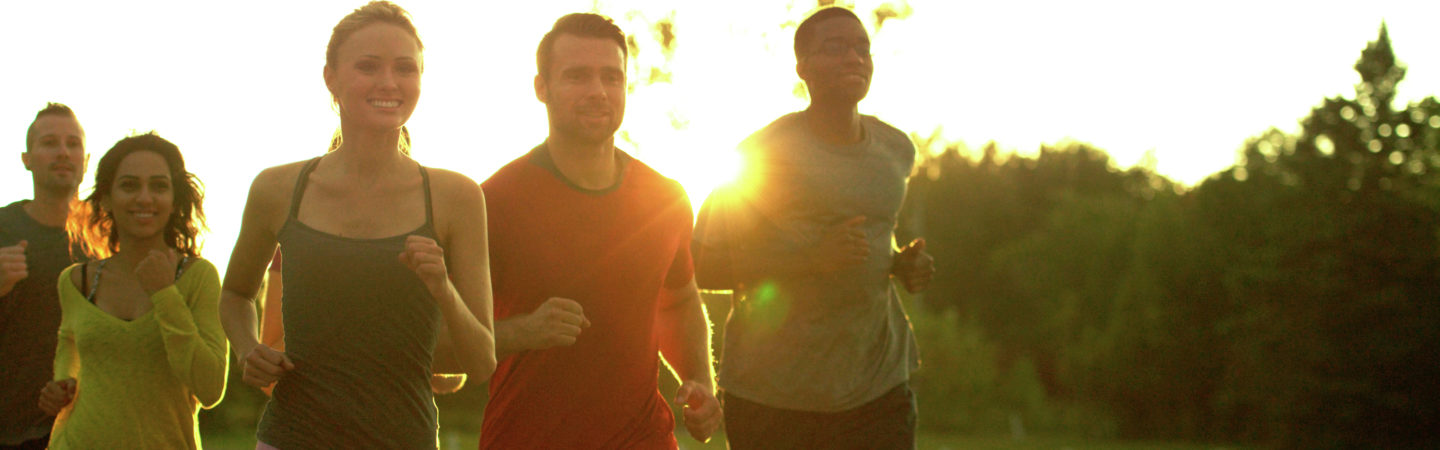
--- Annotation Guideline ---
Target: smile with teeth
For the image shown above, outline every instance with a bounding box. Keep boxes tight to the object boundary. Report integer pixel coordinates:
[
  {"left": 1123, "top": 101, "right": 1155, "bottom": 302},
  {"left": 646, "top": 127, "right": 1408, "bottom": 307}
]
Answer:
[{"left": 370, "top": 99, "right": 401, "bottom": 108}]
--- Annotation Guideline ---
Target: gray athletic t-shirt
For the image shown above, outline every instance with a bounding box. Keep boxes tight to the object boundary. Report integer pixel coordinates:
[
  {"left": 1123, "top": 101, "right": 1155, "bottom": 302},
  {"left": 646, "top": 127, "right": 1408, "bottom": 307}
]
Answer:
[{"left": 696, "top": 112, "right": 920, "bottom": 412}]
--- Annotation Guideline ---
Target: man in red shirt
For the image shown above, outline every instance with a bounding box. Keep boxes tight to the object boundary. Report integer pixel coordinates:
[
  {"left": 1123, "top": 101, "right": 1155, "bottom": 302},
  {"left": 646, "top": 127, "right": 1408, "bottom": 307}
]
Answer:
[{"left": 478, "top": 13, "right": 722, "bottom": 449}]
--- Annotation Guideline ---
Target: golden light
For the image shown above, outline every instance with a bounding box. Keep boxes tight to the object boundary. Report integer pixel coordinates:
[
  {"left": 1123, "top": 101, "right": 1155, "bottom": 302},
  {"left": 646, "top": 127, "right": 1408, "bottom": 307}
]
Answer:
[{"left": 2, "top": 0, "right": 1437, "bottom": 279}]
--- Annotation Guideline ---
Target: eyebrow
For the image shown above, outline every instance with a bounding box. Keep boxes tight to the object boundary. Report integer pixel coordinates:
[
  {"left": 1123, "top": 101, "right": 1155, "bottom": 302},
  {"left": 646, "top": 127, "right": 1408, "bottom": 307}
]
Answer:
[{"left": 360, "top": 54, "right": 419, "bottom": 61}]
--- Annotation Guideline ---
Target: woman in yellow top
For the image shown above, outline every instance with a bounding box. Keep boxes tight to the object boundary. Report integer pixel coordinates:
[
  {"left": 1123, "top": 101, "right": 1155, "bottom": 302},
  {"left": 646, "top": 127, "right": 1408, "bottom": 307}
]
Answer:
[{"left": 38, "top": 132, "right": 228, "bottom": 449}]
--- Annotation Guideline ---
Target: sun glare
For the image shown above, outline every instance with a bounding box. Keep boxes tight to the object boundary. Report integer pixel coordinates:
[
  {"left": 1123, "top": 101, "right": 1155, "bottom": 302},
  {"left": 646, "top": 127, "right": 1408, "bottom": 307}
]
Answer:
[{"left": 2, "top": 0, "right": 1437, "bottom": 278}]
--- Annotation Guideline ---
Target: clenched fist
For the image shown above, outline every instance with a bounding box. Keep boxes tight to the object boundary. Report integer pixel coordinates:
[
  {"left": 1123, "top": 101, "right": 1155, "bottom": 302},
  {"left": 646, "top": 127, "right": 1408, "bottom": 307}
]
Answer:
[
  {"left": 0, "top": 241, "right": 29, "bottom": 296},
  {"left": 39, "top": 378, "right": 76, "bottom": 415},
  {"left": 519, "top": 297, "right": 591, "bottom": 350}
]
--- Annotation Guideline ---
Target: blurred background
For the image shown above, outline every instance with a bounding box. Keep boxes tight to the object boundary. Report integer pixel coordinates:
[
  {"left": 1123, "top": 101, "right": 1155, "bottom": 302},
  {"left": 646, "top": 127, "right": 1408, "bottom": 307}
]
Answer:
[{"left": 4, "top": 0, "right": 1437, "bottom": 448}]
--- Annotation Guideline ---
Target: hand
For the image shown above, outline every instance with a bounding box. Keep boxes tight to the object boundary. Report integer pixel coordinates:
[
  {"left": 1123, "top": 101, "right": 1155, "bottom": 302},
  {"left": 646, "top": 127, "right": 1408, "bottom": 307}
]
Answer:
[
  {"left": 521, "top": 297, "right": 591, "bottom": 350},
  {"left": 399, "top": 235, "right": 449, "bottom": 301},
  {"left": 38, "top": 378, "right": 76, "bottom": 415},
  {"left": 891, "top": 238, "right": 934, "bottom": 293},
  {"left": 809, "top": 216, "right": 869, "bottom": 273},
  {"left": 134, "top": 248, "right": 179, "bottom": 295},
  {"left": 241, "top": 344, "right": 294, "bottom": 389},
  {"left": 0, "top": 241, "right": 29, "bottom": 296},
  {"left": 674, "top": 380, "right": 722, "bottom": 442},
  {"left": 430, "top": 373, "right": 467, "bottom": 394}
]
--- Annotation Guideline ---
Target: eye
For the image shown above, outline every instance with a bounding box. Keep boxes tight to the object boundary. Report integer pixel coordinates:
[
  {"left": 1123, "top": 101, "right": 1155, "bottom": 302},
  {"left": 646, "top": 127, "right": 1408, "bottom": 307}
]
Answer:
[
  {"left": 118, "top": 179, "right": 140, "bottom": 192},
  {"left": 398, "top": 62, "right": 420, "bottom": 75},
  {"left": 39, "top": 136, "right": 59, "bottom": 147},
  {"left": 564, "top": 71, "right": 586, "bottom": 82},
  {"left": 602, "top": 72, "right": 624, "bottom": 86},
  {"left": 150, "top": 180, "right": 171, "bottom": 193},
  {"left": 824, "top": 41, "right": 846, "bottom": 56},
  {"left": 356, "top": 61, "right": 378, "bottom": 72}
]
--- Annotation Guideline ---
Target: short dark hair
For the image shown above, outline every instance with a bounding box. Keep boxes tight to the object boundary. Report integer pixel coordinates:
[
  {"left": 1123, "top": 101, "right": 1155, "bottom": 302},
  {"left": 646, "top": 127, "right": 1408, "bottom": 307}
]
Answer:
[
  {"left": 536, "top": 13, "right": 628, "bottom": 82},
  {"left": 26, "top": 102, "right": 80, "bottom": 152},
  {"left": 794, "top": 6, "right": 863, "bottom": 60},
  {"left": 70, "top": 132, "right": 207, "bottom": 259}
]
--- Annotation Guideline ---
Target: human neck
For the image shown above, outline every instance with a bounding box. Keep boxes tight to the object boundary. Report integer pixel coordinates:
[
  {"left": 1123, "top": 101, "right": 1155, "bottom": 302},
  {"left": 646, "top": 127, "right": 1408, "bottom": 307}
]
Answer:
[
  {"left": 546, "top": 135, "right": 618, "bottom": 190},
  {"left": 803, "top": 101, "right": 864, "bottom": 145},
  {"left": 110, "top": 235, "right": 169, "bottom": 268},
  {"left": 24, "top": 186, "right": 77, "bottom": 227},
  {"left": 331, "top": 127, "right": 410, "bottom": 180}
]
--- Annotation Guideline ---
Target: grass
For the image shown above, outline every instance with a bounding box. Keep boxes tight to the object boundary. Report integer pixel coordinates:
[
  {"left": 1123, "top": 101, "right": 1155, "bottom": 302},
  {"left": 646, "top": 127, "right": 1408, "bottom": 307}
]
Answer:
[{"left": 201, "top": 429, "right": 1246, "bottom": 450}]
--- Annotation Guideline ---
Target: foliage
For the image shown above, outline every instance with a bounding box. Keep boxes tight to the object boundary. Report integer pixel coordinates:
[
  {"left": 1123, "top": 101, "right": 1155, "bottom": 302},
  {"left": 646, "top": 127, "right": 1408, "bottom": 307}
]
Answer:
[{"left": 905, "top": 24, "right": 1440, "bottom": 449}]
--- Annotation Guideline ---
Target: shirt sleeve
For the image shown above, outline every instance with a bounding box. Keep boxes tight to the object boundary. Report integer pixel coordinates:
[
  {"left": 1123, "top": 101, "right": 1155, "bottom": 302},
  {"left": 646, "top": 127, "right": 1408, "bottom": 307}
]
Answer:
[
  {"left": 53, "top": 266, "right": 80, "bottom": 380},
  {"left": 150, "top": 259, "right": 230, "bottom": 408}
]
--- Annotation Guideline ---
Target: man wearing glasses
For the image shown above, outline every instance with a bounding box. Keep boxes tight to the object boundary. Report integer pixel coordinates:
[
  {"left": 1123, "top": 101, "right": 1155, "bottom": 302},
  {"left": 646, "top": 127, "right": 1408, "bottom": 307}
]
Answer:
[{"left": 693, "top": 6, "right": 935, "bottom": 449}]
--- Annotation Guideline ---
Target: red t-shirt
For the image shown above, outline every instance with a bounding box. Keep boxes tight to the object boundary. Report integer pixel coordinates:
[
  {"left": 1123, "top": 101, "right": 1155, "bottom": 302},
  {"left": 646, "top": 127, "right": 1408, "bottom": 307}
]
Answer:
[{"left": 479, "top": 146, "right": 694, "bottom": 449}]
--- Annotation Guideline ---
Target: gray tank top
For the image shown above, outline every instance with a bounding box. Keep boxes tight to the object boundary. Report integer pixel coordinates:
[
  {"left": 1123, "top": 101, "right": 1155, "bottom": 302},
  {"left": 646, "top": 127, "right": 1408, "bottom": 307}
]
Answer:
[{"left": 257, "top": 157, "right": 442, "bottom": 449}]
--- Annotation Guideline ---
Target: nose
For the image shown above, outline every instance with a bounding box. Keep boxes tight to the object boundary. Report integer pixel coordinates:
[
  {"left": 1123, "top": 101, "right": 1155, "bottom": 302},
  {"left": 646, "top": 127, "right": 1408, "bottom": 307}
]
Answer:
[
  {"left": 584, "top": 76, "right": 608, "bottom": 100},
  {"left": 136, "top": 187, "right": 156, "bottom": 204},
  {"left": 842, "top": 47, "right": 866, "bottom": 63},
  {"left": 379, "top": 68, "right": 399, "bottom": 89}
]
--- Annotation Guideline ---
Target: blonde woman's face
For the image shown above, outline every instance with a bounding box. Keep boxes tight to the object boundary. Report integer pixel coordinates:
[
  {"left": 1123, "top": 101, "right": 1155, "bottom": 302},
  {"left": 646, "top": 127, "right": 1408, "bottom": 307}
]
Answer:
[{"left": 326, "top": 23, "right": 423, "bottom": 134}]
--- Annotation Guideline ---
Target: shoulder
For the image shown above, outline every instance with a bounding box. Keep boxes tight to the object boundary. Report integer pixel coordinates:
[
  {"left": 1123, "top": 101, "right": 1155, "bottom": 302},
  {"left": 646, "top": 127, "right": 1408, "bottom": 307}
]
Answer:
[
  {"left": 61, "top": 262, "right": 85, "bottom": 294},
  {"left": 627, "top": 156, "right": 688, "bottom": 199},
  {"left": 181, "top": 257, "right": 219, "bottom": 279},
  {"left": 479, "top": 152, "right": 545, "bottom": 207},
  {"left": 863, "top": 116, "right": 916, "bottom": 153},
  {"left": 739, "top": 113, "right": 805, "bottom": 157},
  {"left": 0, "top": 201, "right": 26, "bottom": 236},
  {"left": 0, "top": 200, "right": 24, "bottom": 218},
  {"left": 426, "top": 167, "right": 485, "bottom": 208},
  {"left": 480, "top": 153, "right": 538, "bottom": 189},
  {"left": 248, "top": 160, "right": 311, "bottom": 203}
]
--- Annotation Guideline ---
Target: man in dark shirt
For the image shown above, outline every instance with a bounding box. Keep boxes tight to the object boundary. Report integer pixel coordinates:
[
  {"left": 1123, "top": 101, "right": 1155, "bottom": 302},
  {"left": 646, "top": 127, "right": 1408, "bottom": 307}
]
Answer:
[{"left": 1, "top": 103, "right": 88, "bottom": 450}]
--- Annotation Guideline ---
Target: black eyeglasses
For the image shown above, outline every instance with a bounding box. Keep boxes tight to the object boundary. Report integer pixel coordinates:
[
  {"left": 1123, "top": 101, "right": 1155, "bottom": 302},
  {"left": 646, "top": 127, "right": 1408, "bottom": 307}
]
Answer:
[{"left": 811, "top": 38, "right": 871, "bottom": 58}]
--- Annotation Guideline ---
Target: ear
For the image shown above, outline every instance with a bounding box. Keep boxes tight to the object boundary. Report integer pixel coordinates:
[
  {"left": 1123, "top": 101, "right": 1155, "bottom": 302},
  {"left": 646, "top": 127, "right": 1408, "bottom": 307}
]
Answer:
[
  {"left": 323, "top": 65, "right": 339, "bottom": 103},
  {"left": 534, "top": 74, "right": 548, "bottom": 104},
  {"left": 21, "top": 152, "right": 32, "bottom": 171}
]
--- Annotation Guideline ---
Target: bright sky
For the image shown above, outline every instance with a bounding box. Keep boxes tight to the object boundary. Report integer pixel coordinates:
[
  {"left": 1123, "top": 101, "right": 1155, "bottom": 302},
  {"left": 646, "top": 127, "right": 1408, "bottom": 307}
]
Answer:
[{"left": 3, "top": 0, "right": 1437, "bottom": 275}]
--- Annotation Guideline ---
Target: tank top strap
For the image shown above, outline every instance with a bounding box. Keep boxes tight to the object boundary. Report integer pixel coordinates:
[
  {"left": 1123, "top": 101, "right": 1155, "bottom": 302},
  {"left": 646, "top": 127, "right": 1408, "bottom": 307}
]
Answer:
[
  {"left": 418, "top": 165, "right": 435, "bottom": 228},
  {"left": 86, "top": 259, "right": 107, "bottom": 303},
  {"left": 287, "top": 157, "right": 324, "bottom": 221}
]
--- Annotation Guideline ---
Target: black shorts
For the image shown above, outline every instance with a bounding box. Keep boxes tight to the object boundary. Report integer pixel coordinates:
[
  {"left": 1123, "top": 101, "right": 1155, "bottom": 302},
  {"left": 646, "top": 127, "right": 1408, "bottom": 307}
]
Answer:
[{"left": 723, "top": 382, "right": 917, "bottom": 450}]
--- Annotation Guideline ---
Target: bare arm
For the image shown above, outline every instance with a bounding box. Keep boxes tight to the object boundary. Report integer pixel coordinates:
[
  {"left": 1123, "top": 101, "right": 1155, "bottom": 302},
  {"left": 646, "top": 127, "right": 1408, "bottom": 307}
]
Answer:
[
  {"left": 656, "top": 279, "right": 714, "bottom": 388},
  {"left": 221, "top": 168, "right": 295, "bottom": 389},
  {"left": 656, "top": 278, "right": 722, "bottom": 442},
  {"left": 420, "top": 171, "right": 496, "bottom": 380},
  {"left": 493, "top": 297, "right": 590, "bottom": 360}
]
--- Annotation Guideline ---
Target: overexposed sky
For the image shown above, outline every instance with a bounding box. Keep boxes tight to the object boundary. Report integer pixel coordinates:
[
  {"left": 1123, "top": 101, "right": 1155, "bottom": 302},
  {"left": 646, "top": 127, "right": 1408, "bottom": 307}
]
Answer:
[{"left": 2, "top": 0, "right": 1437, "bottom": 274}]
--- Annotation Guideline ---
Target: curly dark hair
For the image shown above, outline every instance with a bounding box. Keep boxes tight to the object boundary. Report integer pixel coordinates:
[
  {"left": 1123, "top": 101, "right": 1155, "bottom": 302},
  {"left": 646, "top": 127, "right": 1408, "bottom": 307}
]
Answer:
[{"left": 69, "top": 132, "right": 206, "bottom": 259}]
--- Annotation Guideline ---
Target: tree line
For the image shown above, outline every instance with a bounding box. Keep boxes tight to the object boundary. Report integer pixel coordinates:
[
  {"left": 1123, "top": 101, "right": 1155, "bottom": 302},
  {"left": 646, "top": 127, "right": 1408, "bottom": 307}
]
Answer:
[{"left": 902, "top": 25, "right": 1439, "bottom": 449}]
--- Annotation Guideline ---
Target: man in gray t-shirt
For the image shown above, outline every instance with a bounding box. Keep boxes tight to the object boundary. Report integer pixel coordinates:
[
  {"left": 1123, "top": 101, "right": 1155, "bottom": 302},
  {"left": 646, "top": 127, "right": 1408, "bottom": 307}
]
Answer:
[
  {"left": 693, "top": 6, "right": 934, "bottom": 449},
  {"left": 1, "top": 103, "right": 88, "bottom": 450}
]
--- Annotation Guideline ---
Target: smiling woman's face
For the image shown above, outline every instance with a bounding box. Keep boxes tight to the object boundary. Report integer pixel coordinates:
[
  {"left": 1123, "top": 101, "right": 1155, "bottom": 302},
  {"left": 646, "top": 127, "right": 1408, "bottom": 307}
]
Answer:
[{"left": 104, "top": 150, "right": 173, "bottom": 242}]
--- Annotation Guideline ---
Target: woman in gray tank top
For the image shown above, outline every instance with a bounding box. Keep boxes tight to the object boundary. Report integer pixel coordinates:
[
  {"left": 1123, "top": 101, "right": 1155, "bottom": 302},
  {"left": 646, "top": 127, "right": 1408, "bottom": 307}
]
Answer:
[{"left": 215, "top": 2, "right": 496, "bottom": 448}]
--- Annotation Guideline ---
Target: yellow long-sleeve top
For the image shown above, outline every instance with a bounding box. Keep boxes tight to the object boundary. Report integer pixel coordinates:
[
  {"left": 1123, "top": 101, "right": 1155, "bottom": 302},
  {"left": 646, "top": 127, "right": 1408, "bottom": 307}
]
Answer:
[{"left": 49, "top": 258, "right": 229, "bottom": 450}]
